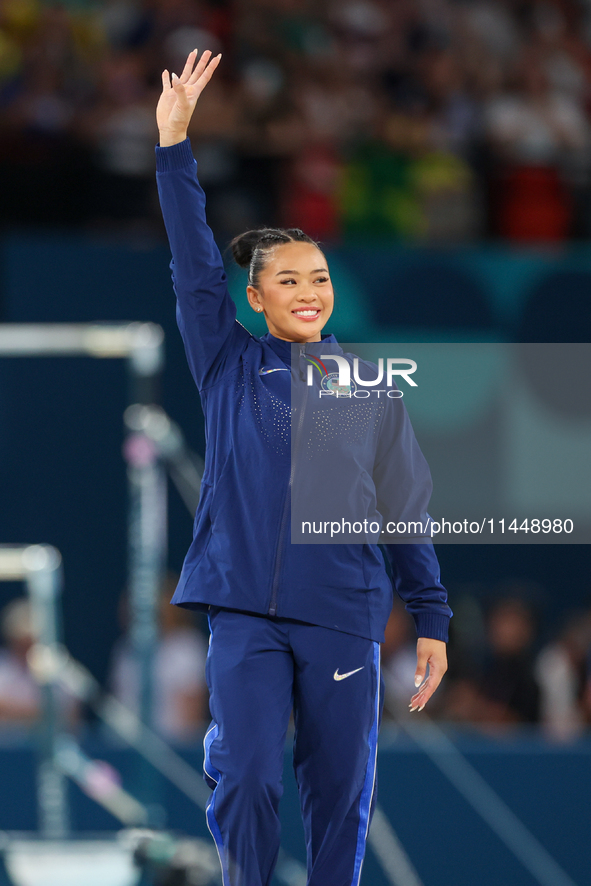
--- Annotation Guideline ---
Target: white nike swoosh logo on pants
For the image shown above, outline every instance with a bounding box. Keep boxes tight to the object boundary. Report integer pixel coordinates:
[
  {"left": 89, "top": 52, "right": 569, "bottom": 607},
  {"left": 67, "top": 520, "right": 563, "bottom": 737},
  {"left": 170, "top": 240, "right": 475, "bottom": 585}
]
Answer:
[{"left": 333, "top": 667, "right": 364, "bottom": 681}]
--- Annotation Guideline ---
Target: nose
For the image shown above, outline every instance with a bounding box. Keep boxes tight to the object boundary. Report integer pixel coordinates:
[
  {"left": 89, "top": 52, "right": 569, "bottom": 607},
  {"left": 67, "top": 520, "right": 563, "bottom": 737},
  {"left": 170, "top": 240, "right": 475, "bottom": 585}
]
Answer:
[{"left": 296, "top": 290, "right": 318, "bottom": 302}]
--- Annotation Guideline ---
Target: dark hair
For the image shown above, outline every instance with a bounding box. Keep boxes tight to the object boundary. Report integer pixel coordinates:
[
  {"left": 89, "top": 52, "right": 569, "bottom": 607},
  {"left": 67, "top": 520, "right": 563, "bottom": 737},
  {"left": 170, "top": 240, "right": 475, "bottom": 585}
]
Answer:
[{"left": 230, "top": 227, "right": 321, "bottom": 287}]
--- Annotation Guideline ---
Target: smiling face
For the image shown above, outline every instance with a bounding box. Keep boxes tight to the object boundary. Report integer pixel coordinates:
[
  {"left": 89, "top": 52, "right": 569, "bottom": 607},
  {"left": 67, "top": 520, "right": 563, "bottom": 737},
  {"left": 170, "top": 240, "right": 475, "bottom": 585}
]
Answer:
[{"left": 246, "top": 241, "right": 334, "bottom": 342}]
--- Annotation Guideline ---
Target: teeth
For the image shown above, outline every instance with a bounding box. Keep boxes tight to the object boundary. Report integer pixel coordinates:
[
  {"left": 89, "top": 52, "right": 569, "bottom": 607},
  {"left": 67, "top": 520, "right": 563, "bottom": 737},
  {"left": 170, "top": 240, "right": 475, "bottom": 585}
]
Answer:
[{"left": 294, "top": 310, "right": 319, "bottom": 316}]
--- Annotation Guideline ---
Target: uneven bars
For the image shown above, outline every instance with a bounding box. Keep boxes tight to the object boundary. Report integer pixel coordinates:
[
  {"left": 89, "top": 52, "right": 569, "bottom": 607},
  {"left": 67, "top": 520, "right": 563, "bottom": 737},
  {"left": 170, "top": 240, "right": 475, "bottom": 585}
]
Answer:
[
  {"left": 0, "top": 545, "right": 69, "bottom": 838},
  {"left": 0, "top": 323, "right": 167, "bottom": 779},
  {"left": 0, "top": 323, "right": 163, "bottom": 374}
]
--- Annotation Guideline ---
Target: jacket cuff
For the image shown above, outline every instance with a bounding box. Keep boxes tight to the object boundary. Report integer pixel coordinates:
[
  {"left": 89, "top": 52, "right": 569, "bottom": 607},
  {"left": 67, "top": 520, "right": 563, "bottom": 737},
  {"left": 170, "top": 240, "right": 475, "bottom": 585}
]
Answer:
[
  {"left": 155, "top": 138, "right": 195, "bottom": 173},
  {"left": 413, "top": 612, "right": 450, "bottom": 642}
]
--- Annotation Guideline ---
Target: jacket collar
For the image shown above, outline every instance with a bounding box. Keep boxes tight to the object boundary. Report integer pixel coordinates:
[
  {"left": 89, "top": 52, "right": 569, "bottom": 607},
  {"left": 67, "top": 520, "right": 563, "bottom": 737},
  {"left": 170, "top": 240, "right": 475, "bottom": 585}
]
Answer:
[{"left": 261, "top": 332, "right": 340, "bottom": 366}]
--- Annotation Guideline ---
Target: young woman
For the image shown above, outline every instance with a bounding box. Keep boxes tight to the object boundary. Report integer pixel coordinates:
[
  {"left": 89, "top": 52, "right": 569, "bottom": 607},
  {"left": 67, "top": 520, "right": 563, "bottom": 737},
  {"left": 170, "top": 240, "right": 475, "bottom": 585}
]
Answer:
[{"left": 156, "top": 50, "right": 451, "bottom": 886}]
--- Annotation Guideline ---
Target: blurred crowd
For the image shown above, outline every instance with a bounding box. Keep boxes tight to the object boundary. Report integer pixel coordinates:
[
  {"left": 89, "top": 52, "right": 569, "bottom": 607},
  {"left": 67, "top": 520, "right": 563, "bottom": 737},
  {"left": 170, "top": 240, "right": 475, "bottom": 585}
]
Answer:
[
  {"left": 2, "top": 0, "right": 591, "bottom": 242},
  {"left": 1, "top": 579, "right": 591, "bottom": 743},
  {"left": 382, "top": 589, "right": 591, "bottom": 741},
  {"left": 0, "top": 576, "right": 209, "bottom": 742}
]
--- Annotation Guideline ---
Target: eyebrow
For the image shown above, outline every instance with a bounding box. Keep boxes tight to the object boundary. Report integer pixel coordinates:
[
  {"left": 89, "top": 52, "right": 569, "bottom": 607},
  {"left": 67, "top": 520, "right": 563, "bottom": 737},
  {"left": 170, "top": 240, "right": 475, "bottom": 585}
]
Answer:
[{"left": 275, "top": 268, "right": 329, "bottom": 276}]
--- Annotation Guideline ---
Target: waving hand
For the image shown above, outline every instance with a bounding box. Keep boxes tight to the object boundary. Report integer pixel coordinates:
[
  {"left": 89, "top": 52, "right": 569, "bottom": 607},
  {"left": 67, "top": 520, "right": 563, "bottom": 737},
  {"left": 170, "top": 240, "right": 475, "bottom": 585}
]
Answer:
[{"left": 157, "top": 50, "right": 222, "bottom": 147}]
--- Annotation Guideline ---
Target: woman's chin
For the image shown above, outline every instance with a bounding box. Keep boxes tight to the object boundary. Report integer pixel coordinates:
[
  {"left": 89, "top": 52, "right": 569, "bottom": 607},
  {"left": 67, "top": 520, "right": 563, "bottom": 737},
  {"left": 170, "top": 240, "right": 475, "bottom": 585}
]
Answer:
[{"left": 287, "top": 318, "right": 324, "bottom": 341}]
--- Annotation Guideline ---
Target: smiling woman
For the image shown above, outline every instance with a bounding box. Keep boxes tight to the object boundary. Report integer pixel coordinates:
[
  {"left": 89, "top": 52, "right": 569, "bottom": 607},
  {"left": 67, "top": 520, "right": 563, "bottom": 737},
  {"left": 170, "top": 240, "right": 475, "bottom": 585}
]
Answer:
[
  {"left": 156, "top": 49, "right": 451, "bottom": 886},
  {"left": 230, "top": 229, "right": 334, "bottom": 341}
]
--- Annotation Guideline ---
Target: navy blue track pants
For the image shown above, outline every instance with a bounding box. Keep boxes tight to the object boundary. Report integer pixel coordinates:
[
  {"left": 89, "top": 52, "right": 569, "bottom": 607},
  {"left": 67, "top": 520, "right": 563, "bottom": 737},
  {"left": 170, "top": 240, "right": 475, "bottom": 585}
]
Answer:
[{"left": 203, "top": 608, "right": 383, "bottom": 886}]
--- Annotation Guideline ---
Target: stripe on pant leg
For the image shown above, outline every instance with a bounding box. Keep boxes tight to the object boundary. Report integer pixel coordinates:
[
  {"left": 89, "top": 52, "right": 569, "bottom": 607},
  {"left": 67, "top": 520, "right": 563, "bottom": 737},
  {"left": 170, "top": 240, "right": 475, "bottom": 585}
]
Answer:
[
  {"left": 206, "top": 790, "right": 231, "bottom": 886},
  {"left": 350, "top": 641, "right": 380, "bottom": 886},
  {"left": 203, "top": 617, "right": 230, "bottom": 885},
  {"left": 204, "top": 724, "right": 229, "bottom": 883},
  {"left": 203, "top": 723, "right": 221, "bottom": 787},
  {"left": 203, "top": 615, "right": 221, "bottom": 790}
]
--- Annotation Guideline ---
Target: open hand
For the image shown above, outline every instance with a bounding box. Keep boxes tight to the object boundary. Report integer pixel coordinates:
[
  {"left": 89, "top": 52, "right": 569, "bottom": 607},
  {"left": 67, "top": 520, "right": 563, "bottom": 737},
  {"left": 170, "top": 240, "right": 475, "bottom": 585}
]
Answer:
[
  {"left": 157, "top": 49, "right": 222, "bottom": 146},
  {"left": 409, "top": 637, "right": 447, "bottom": 712}
]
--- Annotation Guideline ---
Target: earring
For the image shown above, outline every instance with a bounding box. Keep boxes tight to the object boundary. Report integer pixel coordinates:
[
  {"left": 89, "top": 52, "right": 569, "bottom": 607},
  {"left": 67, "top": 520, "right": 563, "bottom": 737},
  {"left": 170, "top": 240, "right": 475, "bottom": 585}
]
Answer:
[{"left": 256, "top": 307, "right": 262, "bottom": 312}]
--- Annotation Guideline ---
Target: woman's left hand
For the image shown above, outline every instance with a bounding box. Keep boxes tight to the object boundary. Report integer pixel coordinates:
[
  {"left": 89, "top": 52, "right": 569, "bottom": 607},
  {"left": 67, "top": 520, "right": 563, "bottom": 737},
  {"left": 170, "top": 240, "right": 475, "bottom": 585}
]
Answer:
[{"left": 409, "top": 638, "right": 448, "bottom": 712}]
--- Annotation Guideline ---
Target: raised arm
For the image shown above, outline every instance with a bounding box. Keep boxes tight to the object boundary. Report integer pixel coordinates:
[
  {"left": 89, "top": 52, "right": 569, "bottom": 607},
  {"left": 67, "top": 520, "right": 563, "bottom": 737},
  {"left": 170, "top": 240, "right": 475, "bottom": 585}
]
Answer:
[{"left": 156, "top": 51, "right": 248, "bottom": 389}]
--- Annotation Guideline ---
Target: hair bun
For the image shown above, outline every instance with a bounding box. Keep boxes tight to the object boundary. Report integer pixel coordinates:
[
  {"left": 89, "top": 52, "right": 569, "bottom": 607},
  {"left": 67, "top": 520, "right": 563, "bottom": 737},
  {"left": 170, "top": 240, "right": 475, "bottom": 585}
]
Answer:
[
  {"left": 230, "top": 230, "right": 261, "bottom": 269},
  {"left": 230, "top": 229, "right": 284, "bottom": 269}
]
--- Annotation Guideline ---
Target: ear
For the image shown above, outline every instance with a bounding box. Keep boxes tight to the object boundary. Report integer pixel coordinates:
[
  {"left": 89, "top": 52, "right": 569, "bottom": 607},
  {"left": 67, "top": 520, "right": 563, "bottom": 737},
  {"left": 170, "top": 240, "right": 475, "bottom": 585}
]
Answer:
[{"left": 247, "top": 284, "right": 263, "bottom": 313}]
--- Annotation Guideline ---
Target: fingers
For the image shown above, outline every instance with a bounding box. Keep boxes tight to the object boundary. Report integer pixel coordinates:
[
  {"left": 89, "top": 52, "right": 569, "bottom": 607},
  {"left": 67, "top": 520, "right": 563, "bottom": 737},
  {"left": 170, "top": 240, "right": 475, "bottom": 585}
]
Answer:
[
  {"left": 167, "top": 49, "right": 221, "bottom": 93},
  {"left": 414, "top": 645, "right": 429, "bottom": 689},
  {"left": 159, "top": 49, "right": 221, "bottom": 132},
  {"left": 188, "top": 49, "right": 213, "bottom": 84},
  {"left": 197, "top": 52, "right": 222, "bottom": 89},
  {"left": 171, "top": 73, "right": 190, "bottom": 108},
  {"left": 409, "top": 671, "right": 443, "bottom": 712},
  {"left": 179, "top": 49, "right": 198, "bottom": 84},
  {"left": 409, "top": 676, "right": 431, "bottom": 712},
  {"left": 409, "top": 638, "right": 447, "bottom": 713}
]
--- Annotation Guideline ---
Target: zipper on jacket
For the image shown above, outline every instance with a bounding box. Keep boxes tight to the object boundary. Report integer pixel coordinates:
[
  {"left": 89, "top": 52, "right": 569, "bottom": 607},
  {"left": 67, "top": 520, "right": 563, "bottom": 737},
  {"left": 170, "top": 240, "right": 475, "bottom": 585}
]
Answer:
[{"left": 269, "top": 344, "right": 308, "bottom": 616}]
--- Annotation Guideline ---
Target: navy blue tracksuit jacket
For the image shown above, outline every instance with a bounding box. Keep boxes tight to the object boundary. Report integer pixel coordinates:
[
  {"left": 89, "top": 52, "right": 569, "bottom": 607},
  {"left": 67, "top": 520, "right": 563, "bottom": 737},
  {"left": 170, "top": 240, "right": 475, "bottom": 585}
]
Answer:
[{"left": 156, "top": 138, "right": 452, "bottom": 886}]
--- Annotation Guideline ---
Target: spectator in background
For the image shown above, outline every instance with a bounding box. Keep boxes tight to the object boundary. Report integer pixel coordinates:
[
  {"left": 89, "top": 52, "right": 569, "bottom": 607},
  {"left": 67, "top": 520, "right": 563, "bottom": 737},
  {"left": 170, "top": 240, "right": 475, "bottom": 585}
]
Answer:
[
  {"left": 0, "top": 597, "right": 40, "bottom": 725},
  {"left": 108, "top": 575, "right": 209, "bottom": 742},
  {"left": 280, "top": 143, "right": 342, "bottom": 241},
  {"left": 484, "top": 53, "right": 589, "bottom": 241},
  {"left": 443, "top": 594, "right": 542, "bottom": 729},
  {"left": 478, "top": 598, "right": 541, "bottom": 725},
  {"left": 0, "top": 597, "right": 79, "bottom": 729},
  {"left": 76, "top": 51, "right": 160, "bottom": 227},
  {"left": 0, "top": 3, "right": 94, "bottom": 226},
  {"left": 535, "top": 610, "right": 591, "bottom": 742}
]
